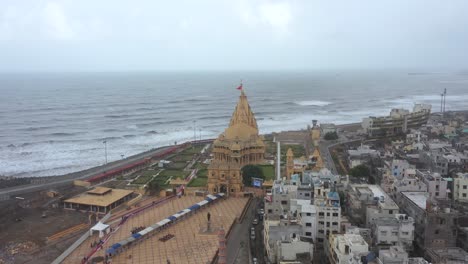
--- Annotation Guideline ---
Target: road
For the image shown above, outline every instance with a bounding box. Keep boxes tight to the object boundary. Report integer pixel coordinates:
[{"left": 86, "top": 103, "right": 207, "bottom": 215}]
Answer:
[
  {"left": 0, "top": 146, "right": 172, "bottom": 197},
  {"left": 227, "top": 197, "right": 265, "bottom": 264}
]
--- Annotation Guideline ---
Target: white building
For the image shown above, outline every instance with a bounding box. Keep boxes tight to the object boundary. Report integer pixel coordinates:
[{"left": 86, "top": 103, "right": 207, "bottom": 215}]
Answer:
[
  {"left": 373, "top": 214, "right": 415, "bottom": 252},
  {"left": 454, "top": 173, "right": 468, "bottom": 202},
  {"left": 315, "top": 192, "right": 341, "bottom": 246},
  {"left": 328, "top": 233, "right": 369, "bottom": 264},
  {"left": 378, "top": 246, "right": 430, "bottom": 264},
  {"left": 417, "top": 170, "right": 449, "bottom": 200},
  {"left": 290, "top": 199, "right": 317, "bottom": 241}
]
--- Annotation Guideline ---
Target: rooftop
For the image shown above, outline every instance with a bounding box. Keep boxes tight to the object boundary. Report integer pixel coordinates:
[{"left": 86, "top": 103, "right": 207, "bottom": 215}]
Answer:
[
  {"left": 401, "top": 192, "right": 428, "bottom": 210},
  {"left": 64, "top": 188, "right": 134, "bottom": 207}
]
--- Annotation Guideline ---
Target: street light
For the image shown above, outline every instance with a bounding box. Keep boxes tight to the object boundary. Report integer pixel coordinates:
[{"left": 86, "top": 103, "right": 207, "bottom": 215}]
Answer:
[{"left": 103, "top": 140, "right": 108, "bottom": 165}]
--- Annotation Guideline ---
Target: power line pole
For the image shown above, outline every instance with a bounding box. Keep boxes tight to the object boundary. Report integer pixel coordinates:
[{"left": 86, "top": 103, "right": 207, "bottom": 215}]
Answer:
[
  {"left": 103, "top": 140, "right": 108, "bottom": 165},
  {"left": 443, "top": 88, "right": 447, "bottom": 117}
]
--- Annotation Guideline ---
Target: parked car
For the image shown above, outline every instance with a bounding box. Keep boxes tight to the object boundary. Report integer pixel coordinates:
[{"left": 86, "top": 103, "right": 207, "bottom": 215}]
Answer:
[
  {"left": 250, "top": 233, "right": 255, "bottom": 240},
  {"left": 253, "top": 218, "right": 258, "bottom": 225},
  {"left": 253, "top": 257, "right": 258, "bottom": 264}
]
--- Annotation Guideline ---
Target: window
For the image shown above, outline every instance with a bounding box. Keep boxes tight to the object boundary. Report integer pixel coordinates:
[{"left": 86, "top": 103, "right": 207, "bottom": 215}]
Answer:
[
  {"left": 435, "top": 192, "right": 439, "bottom": 196},
  {"left": 306, "top": 223, "right": 312, "bottom": 227},
  {"left": 463, "top": 193, "right": 467, "bottom": 198},
  {"left": 318, "top": 238, "right": 323, "bottom": 242},
  {"left": 281, "top": 200, "right": 287, "bottom": 205},
  {"left": 319, "top": 221, "right": 324, "bottom": 225},
  {"left": 268, "top": 209, "right": 273, "bottom": 213},
  {"left": 435, "top": 229, "right": 439, "bottom": 234},
  {"left": 464, "top": 185, "right": 467, "bottom": 190},
  {"left": 332, "top": 213, "right": 338, "bottom": 217},
  {"left": 332, "top": 222, "right": 338, "bottom": 226},
  {"left": 327, "top": 213, "right": 330, "bottom": 216},
  {"left": 389, "top": 210, "right": 393, "bottom": 214},
  {"left": 326, "top": 222, "right": 330, "bottom": 227},
  {"left": 306, "top": 213, "right": 311, "bottom": 216},
  {"left": 381, "top": 231, "right": 387, "bottom": 235},
  {"left": 319, "top": 212, "right": 324, "bottom": 216},
  {"left": 305, "top": 193, "right": 310, "bottom": 197},
  {"left": 319, "top": 229, "right": 324, "bottom": 234},
  {"left": 230, "top": 189, "right": 234, "bottom": 193},
  {"left": 402, "top": 232, "right": 409, "bottom": 235},
  {"left": 436, "top": 185, "right": 439, "bottom": 190},
  {"left": 305, "top": 232, "right": 312, "bottom": 236}
]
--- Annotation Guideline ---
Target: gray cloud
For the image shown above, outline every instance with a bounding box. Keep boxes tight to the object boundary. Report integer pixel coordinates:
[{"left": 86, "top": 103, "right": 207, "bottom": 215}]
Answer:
[{"left": 0, "top": 0, "right": 467, "bottom": 72}]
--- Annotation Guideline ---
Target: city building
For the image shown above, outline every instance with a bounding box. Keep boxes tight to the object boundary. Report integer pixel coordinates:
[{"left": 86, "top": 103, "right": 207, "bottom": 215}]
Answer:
[
  {"left": 453, "top": 172, "right": 468, "bottom": 202},
  {"left": 315, "top": 191, "right": 341, "bottom": 246},
  {"left": 264, "top": 215, "right": 313, "bottom": 263},
  {"left": 377, "top": 246, "right": 430, "bottom": 264},
  {"left": 417, "top": 170, "right": 449, "bottom": 200},
  {"left": 348, "top": 144, "right": 379, "bottom": 169},
  {"left": 362, "top": 104, "right": 431, "bottom": 137},
  {"left": 425, "top": 247, "right": 468, "bottom": 263},
  {"left": 372, "top": 214, "right": 415, "bottom": 252},
  {"left": 265, "top": 180, "right": 298, "bottom": 216},
  {"left": 290, "top": 199, "right": 317, "bottom": 241},
  {"left": 327, "top": 233, "right": 370, "bottom": 264},
  {"left": 400, "top": 192, "right": 458, "bottom": 251},
  {"left": 207, "top": 90, "right": 265, "bottom": 196}
]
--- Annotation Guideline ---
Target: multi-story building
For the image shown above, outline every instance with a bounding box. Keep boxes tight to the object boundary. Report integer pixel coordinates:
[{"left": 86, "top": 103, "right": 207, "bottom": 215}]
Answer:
[
  {"left": 265, "top": 180, "right": 298, "bottom": 216},
  {"left": 400, "top": 192, "right": 458, "bottom": 252},
  {"left": 315, "top": 192, "right": 341, "bottom": 246},
  {"left": 327, "top": 233, "right": 369, "bottom": 264},
  {"left": 348, "top": 144, "right": 379, "bottom": 169},
  {"left": 361, "top": 104, "right": 431, "bottom": 137},
  {"left": 290, "top": 199, "right": 317, "bottom": 241},
  {"left": 425, "top": 247, "right": 468, "bottom": 263},
  {"left": 453, "top": 173, "right": 468, "bottom": 202},
  {"left": 372, "top": 214, "right": 414, "bottom": 252},
  {"left": 417, "top": 170, "right": 449, "bottom": 200},
  {"left": 377, "top": 246, "right": 430, "bottom": 264},
  {"left": 346, "top": 184, "right": 399, "bottom": 227},
  {"left": 264, "top": 215, "right": 313, "bottom": 263}
]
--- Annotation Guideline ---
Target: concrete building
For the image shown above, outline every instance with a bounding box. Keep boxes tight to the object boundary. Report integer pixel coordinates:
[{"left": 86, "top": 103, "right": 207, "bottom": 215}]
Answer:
[
  {"left": 372, "top": 214, "right": 415, "bottom": 252},
  {"left": 346, "top": 184, "right": 399, "bottom": 227},
  {"left": 348, "top": 144, "right": 379, "bottom": 169},
  {"left": 315, "top": 191, "right": 341, "bottom": 246},
  {"left": 321, "top": 123, "right": 337, "bottom": 135},
  {"left": 419, "top": 149, "right": 449, "bottom": 176},
  {"left": 400, "top": 192, "right": 458, "bottom": 251},
  {"left": 425, "top": 247, "right": 468, "bottom": 263},
  {"left": 362, "top": 104, "right": 431, "bottom": 137},
  {"left": 265, "top": 180, "right": 298, "bottom": 216},
  {"left": 417, "top": 170, "right": 449, "bottom": 200},
  {"left": 207, "top": 90, "right": 265, "bottom": 196},
  {"left": 378, "top": 246, "right": 430, "bottom": 264},
  {"left": 290, "top": 199, "right": 317, "bottom": 241},
  {"left": 327, "top": 233, "right": 369, "bottom": 264},
  {"left": 264, "top": 215, "right": 313, "bottom": 263},
  {"left": 453, "top": 173, "right": 468, "bottom": 202}
]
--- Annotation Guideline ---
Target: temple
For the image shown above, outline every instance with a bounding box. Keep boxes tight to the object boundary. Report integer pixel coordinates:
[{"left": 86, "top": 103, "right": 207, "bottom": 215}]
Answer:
[{"left": 207, "top": 89, "right": 265, "bottom": 196}]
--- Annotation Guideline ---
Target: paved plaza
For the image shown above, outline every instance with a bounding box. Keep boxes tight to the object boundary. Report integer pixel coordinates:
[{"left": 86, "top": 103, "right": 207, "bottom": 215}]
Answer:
[{"left": 64, "top": 195, "right": 248, "bottom": 264}]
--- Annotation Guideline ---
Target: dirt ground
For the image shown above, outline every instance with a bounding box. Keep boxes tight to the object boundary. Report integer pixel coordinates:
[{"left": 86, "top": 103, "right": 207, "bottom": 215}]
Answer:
[{"left": 0, "top": 185, "right": 89, "bottom": 264}]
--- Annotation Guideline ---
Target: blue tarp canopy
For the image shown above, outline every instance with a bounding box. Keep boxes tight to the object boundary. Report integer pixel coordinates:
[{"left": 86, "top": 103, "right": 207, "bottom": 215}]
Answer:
[
  {"left": 132, "top": 233, "right": 142, "bottom": 239},
  {"left": 205, "top": 197, "right": 213, "bottom": 202},
  {"left": 168, "top": 215, "right": 177, "bottom": 221},
  {"left": 189, "top": 204, "right": 200, "bottom": 210}
]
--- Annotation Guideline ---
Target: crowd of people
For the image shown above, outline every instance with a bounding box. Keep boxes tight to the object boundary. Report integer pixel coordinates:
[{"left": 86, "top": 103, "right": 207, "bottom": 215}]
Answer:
[{"left": 159, "top": 234, "right": 175, "bottom": 242}]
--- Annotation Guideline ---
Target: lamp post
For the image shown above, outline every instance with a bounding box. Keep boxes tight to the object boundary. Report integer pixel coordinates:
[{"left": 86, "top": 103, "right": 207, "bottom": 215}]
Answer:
[{"left": 103, "top": 140, "right": 108, "bottom": 165}]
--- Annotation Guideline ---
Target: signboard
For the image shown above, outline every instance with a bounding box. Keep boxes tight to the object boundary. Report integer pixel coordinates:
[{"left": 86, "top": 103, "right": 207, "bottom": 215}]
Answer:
[{"left": 252, "top": 177, "right": 263, "bottom": 188}]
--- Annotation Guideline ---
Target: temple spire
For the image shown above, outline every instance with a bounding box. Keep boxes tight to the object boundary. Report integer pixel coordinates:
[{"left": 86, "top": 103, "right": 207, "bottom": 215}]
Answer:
[{"left": 228, "top": 88, "right": 258, "bottom": 130}]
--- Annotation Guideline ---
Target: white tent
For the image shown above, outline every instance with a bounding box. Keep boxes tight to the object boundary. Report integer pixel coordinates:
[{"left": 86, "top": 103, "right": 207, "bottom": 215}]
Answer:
[{"left": 90, "top": 221, "right": 110, "bottom": 238}]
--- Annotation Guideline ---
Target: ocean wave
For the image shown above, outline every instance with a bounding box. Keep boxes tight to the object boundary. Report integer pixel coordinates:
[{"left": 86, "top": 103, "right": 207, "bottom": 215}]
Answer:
[
  {"left": 294, "top": 100, "right": 332, "bottom": 106},
  {"left": 123, "top": 134, "right": 137, "bottom": 138},
  {"left": 104, "top": 114, "right": 135, "bottom": 119}
]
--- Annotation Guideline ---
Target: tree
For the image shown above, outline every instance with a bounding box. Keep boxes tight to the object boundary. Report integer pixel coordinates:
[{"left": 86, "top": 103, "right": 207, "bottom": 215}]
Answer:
[
  {"left": 147, "top": 180, "right": 160, "bottom": 193},
  {"left": 348, "top": 164, "right": 370, "bottom": 180},
  {"left": 324, "top": 131, "right": 338, "bottom": 140},
  {"left": 241, "top": 165, "right": 265, "bottom": 186}
]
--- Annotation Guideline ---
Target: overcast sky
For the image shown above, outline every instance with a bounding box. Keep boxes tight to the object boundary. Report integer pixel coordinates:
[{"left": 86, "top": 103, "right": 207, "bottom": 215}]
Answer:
[{"left": 1, "top": 0, "right": 468, "bottom": 72}]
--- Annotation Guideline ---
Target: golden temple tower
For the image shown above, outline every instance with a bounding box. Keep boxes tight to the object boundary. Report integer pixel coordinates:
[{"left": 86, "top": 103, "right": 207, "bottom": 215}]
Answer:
[
  {"left": 286, "top": 148, "right": 294, "bottom": 180},
  {"left": 207, "top": 89, "right": 265, "bottom": 196}
]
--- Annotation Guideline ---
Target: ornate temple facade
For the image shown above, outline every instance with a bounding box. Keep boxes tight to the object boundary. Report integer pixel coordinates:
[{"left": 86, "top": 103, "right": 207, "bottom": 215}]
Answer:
[{"left": 207, "top": 90, "right": 265, "bottom": 196}]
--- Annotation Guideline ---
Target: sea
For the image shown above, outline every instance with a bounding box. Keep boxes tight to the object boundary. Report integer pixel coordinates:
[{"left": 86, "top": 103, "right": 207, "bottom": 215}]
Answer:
[{"left": 1, "top": 70, "right": 468, "bottom": 178}]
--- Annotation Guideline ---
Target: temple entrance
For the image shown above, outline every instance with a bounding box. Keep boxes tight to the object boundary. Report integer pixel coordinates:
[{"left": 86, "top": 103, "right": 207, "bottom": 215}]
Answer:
[{"left": 219, "top": 184, "right": 227, "bottom": 194}]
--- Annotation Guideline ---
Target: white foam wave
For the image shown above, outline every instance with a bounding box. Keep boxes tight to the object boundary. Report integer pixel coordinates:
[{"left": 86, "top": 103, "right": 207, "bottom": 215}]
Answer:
[{"left": 294, "top": 100, "right": 332, "bottom": 106}]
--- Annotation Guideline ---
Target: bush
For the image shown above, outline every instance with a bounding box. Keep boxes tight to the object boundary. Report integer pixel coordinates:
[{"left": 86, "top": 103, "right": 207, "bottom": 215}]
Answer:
[
  {"left": 324, "top": 131, "right": 338, "bottom": 140},
  {"left": 349, "top": 164, "right": 370, "bottom": 179}
]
